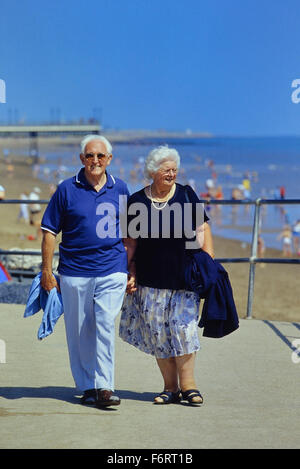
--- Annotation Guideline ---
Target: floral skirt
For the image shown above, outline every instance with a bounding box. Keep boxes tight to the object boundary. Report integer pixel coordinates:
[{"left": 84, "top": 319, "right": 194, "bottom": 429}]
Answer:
[{"left": 119, "top": 284, "right": 201, "bottom": 359}]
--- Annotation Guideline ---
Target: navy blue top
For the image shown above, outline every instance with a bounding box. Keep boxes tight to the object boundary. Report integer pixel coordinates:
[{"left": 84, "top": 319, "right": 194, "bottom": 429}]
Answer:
[
  {"left": 128, "top": 183, "right": 209, "bottom": 290},
  {"left": 41, "top": 168, "right": 130, "bottom": 277}
]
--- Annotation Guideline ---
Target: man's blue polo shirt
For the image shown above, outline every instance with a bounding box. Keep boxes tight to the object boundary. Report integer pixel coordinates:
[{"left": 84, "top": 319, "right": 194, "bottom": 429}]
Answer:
[{"left": 41, "top": 168, "right": 129, "bottom": 277}]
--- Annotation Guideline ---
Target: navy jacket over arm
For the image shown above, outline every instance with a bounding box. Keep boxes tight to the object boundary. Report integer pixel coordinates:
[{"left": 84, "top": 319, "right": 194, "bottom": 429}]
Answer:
[{"left": 184, "top": 249, "right": 239, "bottom": 338}]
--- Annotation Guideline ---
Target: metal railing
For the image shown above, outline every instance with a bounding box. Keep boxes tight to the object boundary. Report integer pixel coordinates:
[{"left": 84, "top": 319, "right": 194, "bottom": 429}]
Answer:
[
  {"left": 0, "top": 197, "right": 300, "bottom": 318},
  {"left": 205, "top": 198, "right": 300, "bottom": 318}
]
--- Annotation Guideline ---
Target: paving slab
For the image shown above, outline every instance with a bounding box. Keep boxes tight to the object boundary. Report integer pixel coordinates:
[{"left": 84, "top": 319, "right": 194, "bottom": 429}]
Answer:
[{"left": 0, "top": 303, "right": 299, "bottom": 450}]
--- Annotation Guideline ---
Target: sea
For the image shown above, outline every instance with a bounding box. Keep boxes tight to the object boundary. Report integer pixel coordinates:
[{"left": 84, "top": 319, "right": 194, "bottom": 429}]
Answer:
[{"left": 35, "top": 135, "right": 300, "bottom": 252}]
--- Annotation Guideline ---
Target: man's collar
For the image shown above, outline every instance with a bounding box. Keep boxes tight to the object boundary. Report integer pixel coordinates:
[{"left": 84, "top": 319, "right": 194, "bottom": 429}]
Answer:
[
  {"left": 75, "top": 168, "right": 115, "bottom": 188},
  {"left": 75, "top": 168, "right": 88, "bottom": 186}
]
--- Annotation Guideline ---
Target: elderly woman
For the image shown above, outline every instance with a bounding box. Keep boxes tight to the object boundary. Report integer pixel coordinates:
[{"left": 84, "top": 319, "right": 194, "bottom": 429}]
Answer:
[{"left": 119, "top": 145, "right": 214, "bottom": 405}]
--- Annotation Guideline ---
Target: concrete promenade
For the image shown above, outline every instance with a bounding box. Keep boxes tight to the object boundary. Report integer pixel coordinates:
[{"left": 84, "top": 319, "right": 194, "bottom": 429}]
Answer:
[{"left": 0, "top": 303, "right": 299, "bottom": 450}]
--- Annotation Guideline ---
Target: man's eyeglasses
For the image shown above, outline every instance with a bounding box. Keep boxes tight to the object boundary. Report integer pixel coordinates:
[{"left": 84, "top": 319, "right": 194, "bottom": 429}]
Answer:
[{"left": 85, "top": 152, "right": 109, "bottom": 160}]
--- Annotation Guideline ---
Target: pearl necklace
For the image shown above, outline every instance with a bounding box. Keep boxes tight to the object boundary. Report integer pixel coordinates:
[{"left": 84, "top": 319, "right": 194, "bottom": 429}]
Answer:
[{"left": 149, "top": 184, "right": 174, "bottom": 210}]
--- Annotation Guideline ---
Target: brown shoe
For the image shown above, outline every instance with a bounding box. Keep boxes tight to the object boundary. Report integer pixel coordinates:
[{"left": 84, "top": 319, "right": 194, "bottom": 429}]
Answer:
[{"left": 97, "top": 389, "right": 121, "bottom": 407}]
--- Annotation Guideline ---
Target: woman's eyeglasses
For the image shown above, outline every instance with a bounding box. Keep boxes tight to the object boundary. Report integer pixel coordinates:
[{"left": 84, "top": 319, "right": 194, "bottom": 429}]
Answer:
[{"left": 159, "top": 168, "right": 177, "bottom": 175}]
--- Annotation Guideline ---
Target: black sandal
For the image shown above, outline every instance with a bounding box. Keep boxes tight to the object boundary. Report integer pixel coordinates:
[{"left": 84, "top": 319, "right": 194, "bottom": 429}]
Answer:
[
  {"left": 154, "top": 390, "right": 182, "bottom": 405},
  {"left": 81, "top": 389, "right": 98, "bottom": 405},
  {"left": 181, "top": 389, "right": 203, "bottom": 405}
]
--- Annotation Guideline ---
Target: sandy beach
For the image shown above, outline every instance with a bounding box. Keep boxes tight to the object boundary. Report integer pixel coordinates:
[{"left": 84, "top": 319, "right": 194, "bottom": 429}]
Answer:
[{"left": 0, "top": 137, "right": 299, "bottom": 323}]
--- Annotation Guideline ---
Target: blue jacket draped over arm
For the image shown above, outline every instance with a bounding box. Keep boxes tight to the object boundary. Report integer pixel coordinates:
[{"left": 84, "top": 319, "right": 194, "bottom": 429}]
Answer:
[
  {"left": 24, "top": 272, "right": 64, "bottom": 340},
  {"left": 184, "top": 250, "right": 239, "bottom": 338}
]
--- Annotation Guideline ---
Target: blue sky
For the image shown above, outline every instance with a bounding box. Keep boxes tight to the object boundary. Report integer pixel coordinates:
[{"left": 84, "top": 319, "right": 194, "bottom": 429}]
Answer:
[{"left": 0, "top": 0, "right": 300, "bottom": 136}]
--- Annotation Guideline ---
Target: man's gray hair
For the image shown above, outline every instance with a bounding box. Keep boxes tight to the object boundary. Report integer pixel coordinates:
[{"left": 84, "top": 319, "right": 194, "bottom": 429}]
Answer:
[
  {"left": 80, "top": 135, "right": 112, "bottom": 154},
  {"left": 144, "top": 145, "right": 180, "bottom": 179}
]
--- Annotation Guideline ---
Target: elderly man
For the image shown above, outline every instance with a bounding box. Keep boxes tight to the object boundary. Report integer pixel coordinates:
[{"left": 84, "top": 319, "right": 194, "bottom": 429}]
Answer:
[{"left": 41, "top": 135, "right": 129, "bottom": 407}]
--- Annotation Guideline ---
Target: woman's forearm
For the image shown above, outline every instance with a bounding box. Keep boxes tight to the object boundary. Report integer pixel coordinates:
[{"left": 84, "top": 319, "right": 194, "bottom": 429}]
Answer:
[
  {"left": 202, "top": 223, "right": 214, "bottom": 258},
  {"left": 197, "top": 222, "right": 214, "bottom": 258},
  {"left": 123, "top": 237, "right": 137, "bottom": 272}
]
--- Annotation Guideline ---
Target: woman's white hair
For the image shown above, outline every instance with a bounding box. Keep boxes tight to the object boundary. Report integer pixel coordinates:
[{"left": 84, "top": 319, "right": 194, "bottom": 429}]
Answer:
[
  {"left": 144, "top": 145, "right": 180, "bottom": 179},
  {"left": 80, "top": 134, "right": 112, "bottom": 154}
]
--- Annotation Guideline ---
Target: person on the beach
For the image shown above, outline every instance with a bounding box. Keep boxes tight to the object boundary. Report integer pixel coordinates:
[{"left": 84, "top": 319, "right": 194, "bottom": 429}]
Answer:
[
  {"left": 280, "top": 186, "right": 286, "bottom": 199},
  {"left": 0, "top": 184, "right": 5, "bottom": 200},
  {"left": 40, "top": 135, "right": 129, "bottom": 408},
  {"left": 292, "top": 219, "right": 300, "bottom": 256},
  {"left": 17, "top": 191, "right": 30, "bottom": 223},
  {"left": 242, "top": 176, "right": 251, "bottom": 199},
  {"left": 29, "top": 187, "right": 42, "bottom": 226},
  {"left": 277, "top": 224, "right": 293, "bottom": 257},
  {"left": 119, "top": 145, "right": 214, "bottom": 405}
]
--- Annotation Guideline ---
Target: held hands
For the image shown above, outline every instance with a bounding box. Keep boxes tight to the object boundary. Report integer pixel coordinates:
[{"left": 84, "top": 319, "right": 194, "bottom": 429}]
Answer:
[
  {"left": 41, "top": 271, "right": 60, "bottom": 293},
  {"left": 126, "top": 261, "right": 137, "bottom": 294},
  {"left": 126, "top": 273, "right": 137, "bottom": 294}
]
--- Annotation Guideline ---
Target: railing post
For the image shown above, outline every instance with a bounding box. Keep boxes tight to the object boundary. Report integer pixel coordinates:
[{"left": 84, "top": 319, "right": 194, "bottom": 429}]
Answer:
[{"left": 246, "top": 198, "right": 261, "bottom": 319}]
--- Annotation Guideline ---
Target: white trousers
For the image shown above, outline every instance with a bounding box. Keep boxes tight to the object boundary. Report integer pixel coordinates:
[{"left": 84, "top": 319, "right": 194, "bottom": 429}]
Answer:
[{"left": 60, "top": 272, "right": 127, "bottom": 393}]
